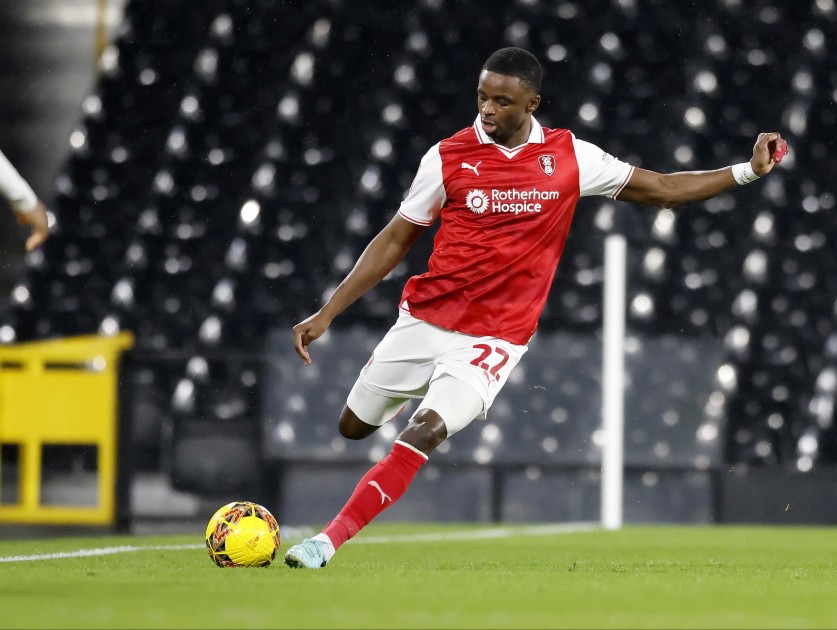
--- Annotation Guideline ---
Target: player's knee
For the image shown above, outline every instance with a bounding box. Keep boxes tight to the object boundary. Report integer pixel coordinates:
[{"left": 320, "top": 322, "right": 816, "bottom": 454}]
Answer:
[
  {"left": 338, "top": 406, "right": 379, "bottom": 440},
  {"left": 398, "top": 409, "right": 448, "bottom": 455}
]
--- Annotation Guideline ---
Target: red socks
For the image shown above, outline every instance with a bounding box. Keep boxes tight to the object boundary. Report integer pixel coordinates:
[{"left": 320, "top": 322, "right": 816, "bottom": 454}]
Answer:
[{"left": 323, "top": 440, "right": 427, "bottom": 549}]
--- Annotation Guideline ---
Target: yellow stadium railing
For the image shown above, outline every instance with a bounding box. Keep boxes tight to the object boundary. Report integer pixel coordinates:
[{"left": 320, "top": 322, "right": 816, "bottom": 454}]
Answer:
[{"left": 0, "top": 332, "right": 134, "bottom": 525}]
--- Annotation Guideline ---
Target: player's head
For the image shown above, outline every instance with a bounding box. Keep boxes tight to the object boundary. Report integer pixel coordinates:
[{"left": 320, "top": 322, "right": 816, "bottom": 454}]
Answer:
[
  {"left": 477, "top": 48, "right": 542, "bottom": 146},
  {"left": 481, "top": 47, "right": 542, "bottom": 93}
]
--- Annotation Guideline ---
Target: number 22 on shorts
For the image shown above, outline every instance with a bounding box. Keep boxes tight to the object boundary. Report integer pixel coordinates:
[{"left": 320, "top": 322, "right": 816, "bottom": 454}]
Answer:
[{"left": 470, "top": 343, "right": 510, "bottom": 380}]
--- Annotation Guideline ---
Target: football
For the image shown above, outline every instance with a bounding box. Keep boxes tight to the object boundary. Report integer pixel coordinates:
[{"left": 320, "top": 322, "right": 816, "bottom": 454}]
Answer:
[{"left": 204, "top": 501, "right": 281, "bottom": 567}]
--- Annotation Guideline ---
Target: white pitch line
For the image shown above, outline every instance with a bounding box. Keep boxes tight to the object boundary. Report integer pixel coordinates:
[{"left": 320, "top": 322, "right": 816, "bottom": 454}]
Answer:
[
  {"left": 0, "top": 544, "right": 202, "bottom": 563},
  {"left": 0, "top": 523, "right": 599, "bottom": 563}
]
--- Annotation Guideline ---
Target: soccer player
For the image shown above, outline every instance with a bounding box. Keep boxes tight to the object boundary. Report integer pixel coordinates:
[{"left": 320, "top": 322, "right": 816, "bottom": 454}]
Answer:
[
  {"left": 284, "top": 47, "right": 787, "bottom": 569},
  {"left": 0, "top": 147, "right": 50, "bottom": 251}
]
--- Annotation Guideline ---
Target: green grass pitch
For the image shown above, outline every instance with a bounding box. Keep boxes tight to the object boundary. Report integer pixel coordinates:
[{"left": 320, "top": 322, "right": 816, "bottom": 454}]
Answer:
[{"left": 0, "top": 523, "right": 835, "bottom": 628}]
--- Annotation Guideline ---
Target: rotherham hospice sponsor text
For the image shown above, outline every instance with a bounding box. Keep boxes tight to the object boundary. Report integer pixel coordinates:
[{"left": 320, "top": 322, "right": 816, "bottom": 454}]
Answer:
[
  {"left": 492, "top": 188, "right": 559, "bottom": 213},
  {"left": 465, "top": 188, "right": 561, "bottom": 215}
]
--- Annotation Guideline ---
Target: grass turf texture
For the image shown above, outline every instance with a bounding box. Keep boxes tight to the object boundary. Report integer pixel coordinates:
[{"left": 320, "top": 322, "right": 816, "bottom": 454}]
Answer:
[{"left": 0, "top": 524, "right": 835, "bottom": 629}]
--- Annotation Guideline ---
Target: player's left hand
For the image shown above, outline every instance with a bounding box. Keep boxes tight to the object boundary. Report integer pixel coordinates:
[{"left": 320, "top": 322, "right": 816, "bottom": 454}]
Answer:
[
  {"left": 750, "top": 132, "right": 788, "bottom": 177},
  {"left": 292, "top": 311, "right": 332, "bottom": 366},
  {"left": 15, "top": 200, "right": 50, "bottom": 251}
]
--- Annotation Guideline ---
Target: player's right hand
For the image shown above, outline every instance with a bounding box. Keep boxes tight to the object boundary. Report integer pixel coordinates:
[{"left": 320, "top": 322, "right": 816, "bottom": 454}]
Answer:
[
  {"left": 292, "top": 313, "right": 330, "bottom": 366},
  {"left": 750, "top": 132, "right": 788, "bottom": 177}
]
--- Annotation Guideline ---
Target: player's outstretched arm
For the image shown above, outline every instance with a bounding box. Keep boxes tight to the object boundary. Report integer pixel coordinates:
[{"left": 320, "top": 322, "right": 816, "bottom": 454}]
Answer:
[
  {"left": 616, "top": 132, "right": 788, "bottom": 209},
  {"left": 0, "top": 148, "right": 51, "bottom": 250},
  {"left": 292, "top": 214, "right": 427, "bottom": 365}
]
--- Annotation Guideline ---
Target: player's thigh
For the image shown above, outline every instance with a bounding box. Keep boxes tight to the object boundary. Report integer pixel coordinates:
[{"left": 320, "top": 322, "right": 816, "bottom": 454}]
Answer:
[
  {"left": 345, "top": 378, "right": 409, "bottom": 428},
  {"left": 356, "top": 311, "right": 446, "bottom": 398},
  {"left": 430, "top": 332, "right": 528, "bottom": 431},
  {"left": 413, "top": 374, "right": 484, "bottom": 437}
]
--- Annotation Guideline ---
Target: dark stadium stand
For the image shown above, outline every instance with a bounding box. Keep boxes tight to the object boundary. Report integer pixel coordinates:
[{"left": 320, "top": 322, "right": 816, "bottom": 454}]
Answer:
[{"left": 3, "top": 0, "right": 835, "bottom": 517}]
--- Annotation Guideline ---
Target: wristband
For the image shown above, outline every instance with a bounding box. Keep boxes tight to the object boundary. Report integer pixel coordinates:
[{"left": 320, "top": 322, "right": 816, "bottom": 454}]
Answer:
[{"left": 731, "top": 162, "right": 760, "bottom": 186}]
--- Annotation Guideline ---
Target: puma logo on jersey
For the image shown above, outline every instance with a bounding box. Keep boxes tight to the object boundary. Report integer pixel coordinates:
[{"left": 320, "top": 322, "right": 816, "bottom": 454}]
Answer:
[
  {"left": 461, "top": 161, "right": 481, "bottom": 176},
  {"left": 368, "top": 480, "right": 392, "bottom": 505}
]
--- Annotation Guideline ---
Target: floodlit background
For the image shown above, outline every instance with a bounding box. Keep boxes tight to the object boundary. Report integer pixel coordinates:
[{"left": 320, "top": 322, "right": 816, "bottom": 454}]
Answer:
[{"left": 0, "top": 0, "right": 835, "bottom": 534}]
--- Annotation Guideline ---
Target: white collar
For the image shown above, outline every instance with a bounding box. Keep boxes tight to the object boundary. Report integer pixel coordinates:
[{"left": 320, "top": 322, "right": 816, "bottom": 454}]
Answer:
[{"left": 472, "top": 114, "right": 545, "bottom": 147}]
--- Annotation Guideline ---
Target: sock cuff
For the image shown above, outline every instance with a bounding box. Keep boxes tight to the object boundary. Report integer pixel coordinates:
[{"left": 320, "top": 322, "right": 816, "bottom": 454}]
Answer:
[
  {"left": 394, "top": 439, "right": 429, "bottom": 460},
  {"left": 393, "top": 439, "right": 429, "bottom": 466}
]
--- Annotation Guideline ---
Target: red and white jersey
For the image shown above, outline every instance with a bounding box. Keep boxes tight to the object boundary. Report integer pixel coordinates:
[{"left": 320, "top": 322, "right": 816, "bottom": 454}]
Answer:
[{"left": 397, "top": 116, "right": 634, "bottom": 345}]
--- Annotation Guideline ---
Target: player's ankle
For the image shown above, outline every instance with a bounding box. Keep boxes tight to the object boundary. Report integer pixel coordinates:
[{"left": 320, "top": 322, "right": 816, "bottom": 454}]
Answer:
[{"left": 311, "top": 533, "right": 336, "bottom": 563}]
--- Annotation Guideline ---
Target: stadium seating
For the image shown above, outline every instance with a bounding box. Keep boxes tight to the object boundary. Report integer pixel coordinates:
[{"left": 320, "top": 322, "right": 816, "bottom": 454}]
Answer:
[{"left": 3, "top": 0, "right": 835, "bottom": 509}]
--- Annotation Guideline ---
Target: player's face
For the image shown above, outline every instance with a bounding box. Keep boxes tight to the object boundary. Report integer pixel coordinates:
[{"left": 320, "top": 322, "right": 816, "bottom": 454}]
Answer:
[{"left": 477, "top": 70, "right": 540, "bottom": 148}]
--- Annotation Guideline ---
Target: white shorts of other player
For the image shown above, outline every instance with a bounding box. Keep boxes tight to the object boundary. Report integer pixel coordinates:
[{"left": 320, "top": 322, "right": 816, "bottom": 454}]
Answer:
[{"left": 347, "top": 309, "right": 528, "bottom": 436}]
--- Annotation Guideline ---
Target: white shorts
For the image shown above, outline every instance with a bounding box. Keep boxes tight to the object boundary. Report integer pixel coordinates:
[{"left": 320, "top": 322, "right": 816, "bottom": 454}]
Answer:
[{"left": 346, "top": 310, "right": 528, "bottom": 435}]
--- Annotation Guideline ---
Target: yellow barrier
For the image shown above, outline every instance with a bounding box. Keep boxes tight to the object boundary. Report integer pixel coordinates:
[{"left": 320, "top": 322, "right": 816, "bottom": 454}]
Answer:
[{"left": 0, "top": 332, "right": 134, "bottom": 525}]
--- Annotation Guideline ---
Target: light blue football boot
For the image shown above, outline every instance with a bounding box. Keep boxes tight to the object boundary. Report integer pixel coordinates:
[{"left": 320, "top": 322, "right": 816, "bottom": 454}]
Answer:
[{"left": 284, "top": 538, "right": 329, "bottom": 569}]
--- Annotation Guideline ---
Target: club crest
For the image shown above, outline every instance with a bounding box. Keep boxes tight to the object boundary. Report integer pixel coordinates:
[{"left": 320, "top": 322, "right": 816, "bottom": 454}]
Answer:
[{"left": 538, "top": 154, "right": 556, "bottom": 176}]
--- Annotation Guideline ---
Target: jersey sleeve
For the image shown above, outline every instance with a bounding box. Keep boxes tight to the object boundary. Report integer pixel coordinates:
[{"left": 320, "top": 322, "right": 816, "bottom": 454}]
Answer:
[
  {"left": 572, "top": 135, "right": 635, "bottom": 199},
  {"left": 0, "top": 148, "right": 38, "bottom": 213},
  {"left": 397, "top": 142, "right": 446, "bottom": 226}
]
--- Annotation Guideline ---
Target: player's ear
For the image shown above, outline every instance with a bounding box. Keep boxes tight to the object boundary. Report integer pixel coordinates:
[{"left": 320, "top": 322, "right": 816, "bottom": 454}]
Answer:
[{"left": 527, "top": 95, "right": 541, "bottom": 113}]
